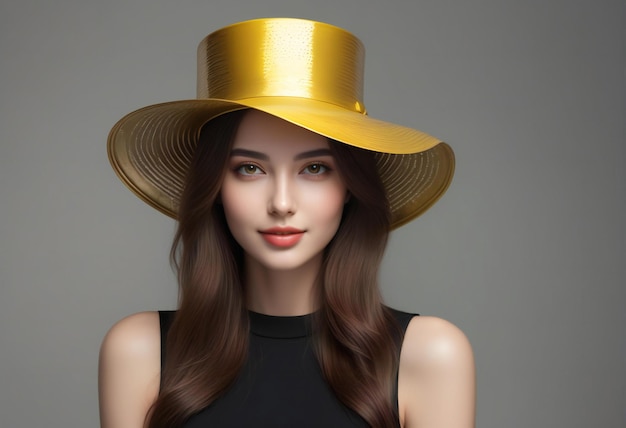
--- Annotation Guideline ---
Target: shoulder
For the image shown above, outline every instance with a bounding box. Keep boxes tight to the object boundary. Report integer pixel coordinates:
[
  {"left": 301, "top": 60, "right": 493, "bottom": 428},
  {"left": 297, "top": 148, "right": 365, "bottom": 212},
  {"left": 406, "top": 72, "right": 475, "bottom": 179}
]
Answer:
[
  {"left": 98, "top": 311, "right": 162, "bottom": 428},
  {"left": 401, "top": 316, "right": 473, "bottom": 369},
  {"left": 100, "top": 311, "right": 162, "bottom": 371},
  {"left": 398, "top": 316, "right": 476, "bottom": 428}
]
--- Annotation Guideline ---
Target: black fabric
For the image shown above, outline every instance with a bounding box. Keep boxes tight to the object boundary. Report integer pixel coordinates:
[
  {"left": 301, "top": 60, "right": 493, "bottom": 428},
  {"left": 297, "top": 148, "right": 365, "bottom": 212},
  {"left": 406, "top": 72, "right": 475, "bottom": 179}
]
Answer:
[{"left": 158, "top": 308, "right": 416, "bottom": 427}]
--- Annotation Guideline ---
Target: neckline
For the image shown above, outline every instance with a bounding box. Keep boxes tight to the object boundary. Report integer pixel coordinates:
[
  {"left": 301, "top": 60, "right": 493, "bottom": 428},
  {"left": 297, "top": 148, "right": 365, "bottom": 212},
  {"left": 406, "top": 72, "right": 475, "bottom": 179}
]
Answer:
[{"left": 248, "top": 311, "right": 313, "bottom": 339}]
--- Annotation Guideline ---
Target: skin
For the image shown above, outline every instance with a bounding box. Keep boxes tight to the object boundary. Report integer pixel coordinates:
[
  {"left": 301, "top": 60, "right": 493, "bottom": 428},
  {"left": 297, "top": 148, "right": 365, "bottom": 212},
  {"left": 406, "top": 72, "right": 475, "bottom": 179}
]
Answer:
[
  {"left": 221, "top": 111, "right": 347, "bottom": 316},
  {"left": 98, "top": 111, "right": 476, "bottom": 427}
]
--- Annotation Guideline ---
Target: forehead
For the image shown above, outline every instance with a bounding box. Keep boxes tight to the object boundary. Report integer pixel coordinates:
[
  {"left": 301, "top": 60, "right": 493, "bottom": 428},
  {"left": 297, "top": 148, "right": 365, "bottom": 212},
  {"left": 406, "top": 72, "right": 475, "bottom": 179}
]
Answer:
[{"left": 233, "top": 110, "right": 329, "bottom": 152}]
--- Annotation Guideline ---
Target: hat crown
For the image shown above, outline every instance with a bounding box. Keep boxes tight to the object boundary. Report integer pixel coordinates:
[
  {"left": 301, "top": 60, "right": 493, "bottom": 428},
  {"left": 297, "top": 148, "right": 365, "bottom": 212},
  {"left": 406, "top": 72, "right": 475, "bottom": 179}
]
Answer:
[{"left": 197, "top": 18, "right": 366, "bottom": 113}]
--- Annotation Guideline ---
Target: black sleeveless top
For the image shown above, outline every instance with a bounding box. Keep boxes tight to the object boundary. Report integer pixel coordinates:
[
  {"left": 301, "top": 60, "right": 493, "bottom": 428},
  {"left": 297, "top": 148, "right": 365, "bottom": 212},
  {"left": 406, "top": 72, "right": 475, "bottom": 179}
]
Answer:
[{"left": 159, "top": 309, "right": 416, "bottom": 427}]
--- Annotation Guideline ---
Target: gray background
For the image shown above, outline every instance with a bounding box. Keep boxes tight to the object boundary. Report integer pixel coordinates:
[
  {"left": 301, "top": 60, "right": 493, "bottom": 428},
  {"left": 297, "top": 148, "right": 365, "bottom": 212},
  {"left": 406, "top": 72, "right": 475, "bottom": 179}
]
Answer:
[{"left": 1, "top": 0, "right": 624, "bottom": 427}]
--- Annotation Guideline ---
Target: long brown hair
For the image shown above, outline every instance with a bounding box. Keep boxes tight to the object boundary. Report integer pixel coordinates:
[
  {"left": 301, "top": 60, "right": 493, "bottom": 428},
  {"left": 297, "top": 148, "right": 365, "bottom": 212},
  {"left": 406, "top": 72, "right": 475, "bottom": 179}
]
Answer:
[{"left": 147, "top": 110, "right": 401, "bottom": 427}]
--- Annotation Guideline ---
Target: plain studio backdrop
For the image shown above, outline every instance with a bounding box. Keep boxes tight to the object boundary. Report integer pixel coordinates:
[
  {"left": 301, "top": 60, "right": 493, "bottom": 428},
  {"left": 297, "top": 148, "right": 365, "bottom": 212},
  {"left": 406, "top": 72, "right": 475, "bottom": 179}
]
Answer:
[{"left": 0, "top": 0, "right": 624, "bottom": 427}]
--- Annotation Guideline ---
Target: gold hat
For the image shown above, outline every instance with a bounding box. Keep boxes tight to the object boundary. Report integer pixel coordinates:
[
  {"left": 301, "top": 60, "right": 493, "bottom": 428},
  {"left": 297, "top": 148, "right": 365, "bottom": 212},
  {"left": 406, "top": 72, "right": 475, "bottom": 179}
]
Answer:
[{"left": 108, "top": 18, "right": 454, "bottom": 228}]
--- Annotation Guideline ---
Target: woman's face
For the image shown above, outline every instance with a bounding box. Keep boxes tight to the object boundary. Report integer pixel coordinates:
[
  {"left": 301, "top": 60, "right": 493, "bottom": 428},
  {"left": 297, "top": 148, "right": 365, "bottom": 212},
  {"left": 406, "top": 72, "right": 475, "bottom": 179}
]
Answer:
[{"left": 221, "top": 110, "right": 347, "bottom": 273}]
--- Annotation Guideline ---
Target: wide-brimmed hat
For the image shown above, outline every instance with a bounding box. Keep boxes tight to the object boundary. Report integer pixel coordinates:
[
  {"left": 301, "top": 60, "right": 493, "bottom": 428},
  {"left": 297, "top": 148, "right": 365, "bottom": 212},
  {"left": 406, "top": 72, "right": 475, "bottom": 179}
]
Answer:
[{"left": 108, "top": 18, "right": 454, "bottom": 228}]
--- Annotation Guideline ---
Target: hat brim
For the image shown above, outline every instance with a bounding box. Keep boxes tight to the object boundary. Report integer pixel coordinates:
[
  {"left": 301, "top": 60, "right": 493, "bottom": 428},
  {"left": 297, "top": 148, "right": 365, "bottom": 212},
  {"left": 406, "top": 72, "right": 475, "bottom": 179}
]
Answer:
[{"left": 108, "top": 98, "right": 454, "bottom": 228}]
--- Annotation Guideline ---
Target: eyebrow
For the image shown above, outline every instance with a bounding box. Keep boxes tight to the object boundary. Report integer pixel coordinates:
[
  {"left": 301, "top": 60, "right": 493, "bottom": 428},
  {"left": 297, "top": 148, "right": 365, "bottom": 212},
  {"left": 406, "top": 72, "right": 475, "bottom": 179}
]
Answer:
[
  {"left": 230, "top": 148, "right": 333, "bottom": 161},
  {"left": 230, "top": 148, "right": 269, "bottom": 160}
]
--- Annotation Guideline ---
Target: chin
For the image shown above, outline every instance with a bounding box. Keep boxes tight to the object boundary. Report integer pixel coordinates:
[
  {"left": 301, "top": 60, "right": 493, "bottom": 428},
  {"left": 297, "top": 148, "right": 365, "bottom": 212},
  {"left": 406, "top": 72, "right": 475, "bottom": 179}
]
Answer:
[{"left": 247, "top": 252, "right": 323, "bottom": 273}]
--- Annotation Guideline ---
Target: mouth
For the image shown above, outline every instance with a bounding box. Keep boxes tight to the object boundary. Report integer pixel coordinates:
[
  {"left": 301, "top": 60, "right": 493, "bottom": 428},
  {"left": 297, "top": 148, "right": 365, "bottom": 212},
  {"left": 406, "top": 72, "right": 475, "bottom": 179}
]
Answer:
[
  {"left": 259, "top": 227, "right": 305, "bottom": 248},
  {"left": 259, "top": 227, "right": 305, "bottom": 235}
]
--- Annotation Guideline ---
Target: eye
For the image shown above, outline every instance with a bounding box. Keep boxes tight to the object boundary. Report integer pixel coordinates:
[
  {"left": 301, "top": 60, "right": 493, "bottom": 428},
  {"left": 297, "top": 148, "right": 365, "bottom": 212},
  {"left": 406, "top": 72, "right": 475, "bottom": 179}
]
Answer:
[
  {"left": 236, "top": 163, "right": 264, "bottom": 176},
  {"left": 301, "top": 163, "right": 329, "bottom": 175}
]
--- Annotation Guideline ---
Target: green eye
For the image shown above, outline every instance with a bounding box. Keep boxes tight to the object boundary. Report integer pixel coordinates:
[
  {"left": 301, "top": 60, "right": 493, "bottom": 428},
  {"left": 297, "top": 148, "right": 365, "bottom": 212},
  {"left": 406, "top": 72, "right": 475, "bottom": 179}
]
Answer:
[{"left": 237, "top": 164, "right": 263, "bottom": 175}]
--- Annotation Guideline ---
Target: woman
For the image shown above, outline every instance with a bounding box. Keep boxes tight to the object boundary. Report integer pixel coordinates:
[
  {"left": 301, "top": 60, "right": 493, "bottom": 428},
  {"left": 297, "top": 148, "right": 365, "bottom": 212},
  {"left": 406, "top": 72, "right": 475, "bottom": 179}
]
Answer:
[{"left": 100, "top": 18, "right": 475, "bottom": 427}]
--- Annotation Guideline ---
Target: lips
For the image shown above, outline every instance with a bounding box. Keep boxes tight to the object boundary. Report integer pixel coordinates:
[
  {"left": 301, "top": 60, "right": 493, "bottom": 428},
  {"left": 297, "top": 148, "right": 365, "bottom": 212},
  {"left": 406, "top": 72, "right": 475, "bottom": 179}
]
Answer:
[{"left": 259, "top": 227, "right": 305, "bottom": 248}]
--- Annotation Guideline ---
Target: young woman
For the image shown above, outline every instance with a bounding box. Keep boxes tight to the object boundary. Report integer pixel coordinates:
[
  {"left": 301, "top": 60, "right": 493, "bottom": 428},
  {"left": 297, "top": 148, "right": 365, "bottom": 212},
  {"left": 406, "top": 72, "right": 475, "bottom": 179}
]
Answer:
[{"left": 100, "top": 18, "right": 475, "bottom": 428}]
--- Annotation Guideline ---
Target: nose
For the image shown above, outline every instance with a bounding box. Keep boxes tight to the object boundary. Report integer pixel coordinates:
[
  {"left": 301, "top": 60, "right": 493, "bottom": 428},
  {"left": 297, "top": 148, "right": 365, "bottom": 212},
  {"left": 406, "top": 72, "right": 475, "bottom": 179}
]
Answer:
[{"left": 268, "top": 172, "right": 296, "bottom": 217}]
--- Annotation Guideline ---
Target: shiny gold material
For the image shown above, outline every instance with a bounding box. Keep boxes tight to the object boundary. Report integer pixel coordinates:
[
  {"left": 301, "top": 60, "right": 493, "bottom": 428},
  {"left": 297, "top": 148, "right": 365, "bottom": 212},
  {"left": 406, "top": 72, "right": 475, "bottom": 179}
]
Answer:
[
  {"left": 197, "top": 19, "right": 365, "bottom": 113},
  {"left": 108, "top": 18, "right": 455, "bottom": 228}
]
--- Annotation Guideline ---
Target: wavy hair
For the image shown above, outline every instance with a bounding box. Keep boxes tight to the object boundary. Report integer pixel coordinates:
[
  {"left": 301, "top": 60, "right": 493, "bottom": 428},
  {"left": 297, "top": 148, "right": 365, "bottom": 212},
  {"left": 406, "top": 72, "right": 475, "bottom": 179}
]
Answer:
[{"left": 147, "top": 110, "right": 401, "bottom": 427}]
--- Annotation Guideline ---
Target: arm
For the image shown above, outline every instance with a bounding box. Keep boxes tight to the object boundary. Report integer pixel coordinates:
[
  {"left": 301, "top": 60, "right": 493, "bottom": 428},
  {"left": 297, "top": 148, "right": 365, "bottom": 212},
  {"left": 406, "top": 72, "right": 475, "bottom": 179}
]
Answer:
[
  {"left": 98, "top": 311, "right": 161, "bottom": 428},
  {"left": 398, "top": 316, "right": 476, "bottom": 428}
]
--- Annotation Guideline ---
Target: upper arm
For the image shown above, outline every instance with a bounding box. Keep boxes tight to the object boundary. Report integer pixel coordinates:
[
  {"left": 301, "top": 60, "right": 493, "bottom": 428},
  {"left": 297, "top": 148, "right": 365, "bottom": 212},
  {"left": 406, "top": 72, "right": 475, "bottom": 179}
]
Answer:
[
  {"left": 398, "top": 316, "right": 476, "bottom": 428},
  {"left": 98, "top": 311, "right": 162, "bottom": 428}
]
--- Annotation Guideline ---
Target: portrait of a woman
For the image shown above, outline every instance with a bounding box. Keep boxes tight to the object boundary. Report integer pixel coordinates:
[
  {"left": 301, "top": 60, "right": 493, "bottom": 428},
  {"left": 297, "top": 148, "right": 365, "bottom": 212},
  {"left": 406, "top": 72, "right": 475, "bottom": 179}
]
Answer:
[{"left": 99, "top": 18, "right": 475, "bottom": 428}]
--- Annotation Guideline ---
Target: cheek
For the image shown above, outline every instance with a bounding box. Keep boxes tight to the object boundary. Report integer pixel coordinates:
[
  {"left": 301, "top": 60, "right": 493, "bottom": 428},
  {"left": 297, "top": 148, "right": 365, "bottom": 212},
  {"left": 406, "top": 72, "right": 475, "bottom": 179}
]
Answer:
[
  {"left": 220, "top": 181, "right": 252, "bottom": 228},
  {"left": 305, "top": 182, "right": 347, "bottom": 224}
]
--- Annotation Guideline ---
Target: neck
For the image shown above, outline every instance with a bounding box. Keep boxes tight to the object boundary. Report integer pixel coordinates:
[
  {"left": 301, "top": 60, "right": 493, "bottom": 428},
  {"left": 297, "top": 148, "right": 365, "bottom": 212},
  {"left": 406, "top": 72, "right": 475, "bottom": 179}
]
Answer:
[{"left": 243, "top": 254, "right": 322, "bottom": 316}]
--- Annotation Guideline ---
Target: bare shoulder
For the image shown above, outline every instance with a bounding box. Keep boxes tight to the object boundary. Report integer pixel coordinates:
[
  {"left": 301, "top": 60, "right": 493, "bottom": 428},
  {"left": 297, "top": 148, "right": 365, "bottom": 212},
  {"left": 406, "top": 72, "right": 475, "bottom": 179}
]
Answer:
[
  {"left": 99, "top": 311, "right": 162, "bottom": 428},
  {"left": 398, "top": 316, "right": 476, "bottom": 428},
  {"left": 401, "top": 315, "right": 474, "bottom": 370},
  {"left": 100, "top": 311, "right": 161, "bottom": 359}
]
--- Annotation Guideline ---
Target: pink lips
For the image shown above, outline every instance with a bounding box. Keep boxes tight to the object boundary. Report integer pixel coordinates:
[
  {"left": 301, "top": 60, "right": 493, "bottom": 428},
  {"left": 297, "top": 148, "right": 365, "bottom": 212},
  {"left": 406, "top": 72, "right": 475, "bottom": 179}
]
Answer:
[{"left": 259, "top": 227, "right": 305, "bottom": 248}]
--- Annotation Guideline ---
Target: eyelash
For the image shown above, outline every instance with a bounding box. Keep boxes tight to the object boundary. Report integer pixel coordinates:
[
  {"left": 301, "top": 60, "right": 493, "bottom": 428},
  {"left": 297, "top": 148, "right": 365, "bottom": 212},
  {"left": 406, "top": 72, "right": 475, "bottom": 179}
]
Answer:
[
  {"left": 233, "top": 162, "right": 331, "bottom": 177},
  {"left": 301, "top": 162, "right": 330, "bottom": 175},
  {"left": 235, "top": 163, "right": 264, "bottom": 176}
]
